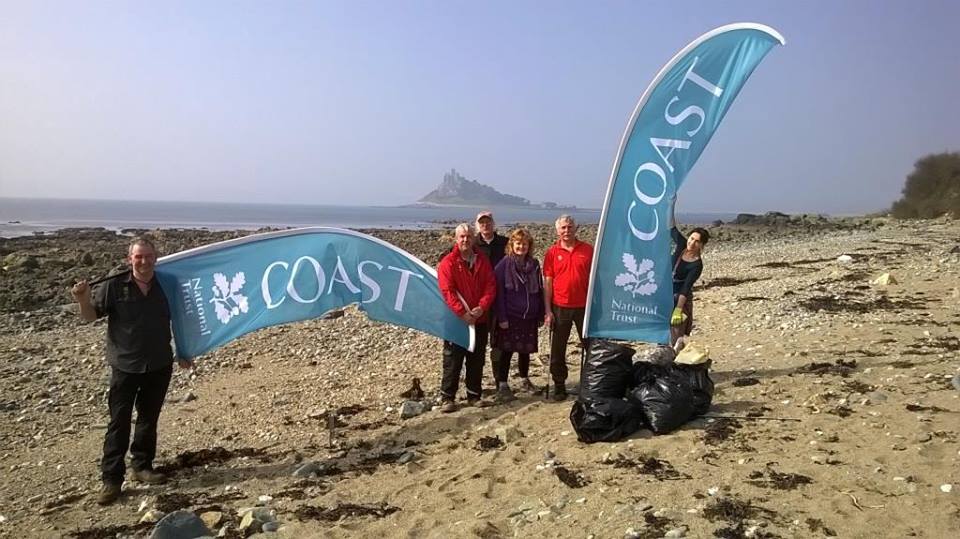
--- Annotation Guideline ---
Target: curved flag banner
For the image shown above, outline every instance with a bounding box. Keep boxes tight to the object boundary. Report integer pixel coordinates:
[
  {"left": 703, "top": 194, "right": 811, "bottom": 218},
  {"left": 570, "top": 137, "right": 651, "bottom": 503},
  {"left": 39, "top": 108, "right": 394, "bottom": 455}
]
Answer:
[
  {"left": 154, "top": 228, "right": 475, "bottom": 359},
  {"left": 584, "top": 23, "right": 784, "bottom": 343}
]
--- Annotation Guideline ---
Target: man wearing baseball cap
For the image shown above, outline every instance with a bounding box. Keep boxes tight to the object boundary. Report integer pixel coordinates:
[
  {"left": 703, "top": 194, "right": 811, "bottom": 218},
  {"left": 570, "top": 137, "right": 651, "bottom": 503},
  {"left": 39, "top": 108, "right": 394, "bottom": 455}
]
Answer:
[
  {"left": 474, "top": 211, "right": 509, "bottom": 394},
  {"left": 474, "top": 211, "right": 508, "bottom": 270}
]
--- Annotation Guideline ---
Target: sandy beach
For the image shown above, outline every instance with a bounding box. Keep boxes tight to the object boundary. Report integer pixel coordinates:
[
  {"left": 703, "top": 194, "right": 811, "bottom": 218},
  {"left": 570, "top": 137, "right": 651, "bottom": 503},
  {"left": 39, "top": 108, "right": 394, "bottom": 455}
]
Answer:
[{"left": 1, "top": 217, "right": 958, "bottom": 538}]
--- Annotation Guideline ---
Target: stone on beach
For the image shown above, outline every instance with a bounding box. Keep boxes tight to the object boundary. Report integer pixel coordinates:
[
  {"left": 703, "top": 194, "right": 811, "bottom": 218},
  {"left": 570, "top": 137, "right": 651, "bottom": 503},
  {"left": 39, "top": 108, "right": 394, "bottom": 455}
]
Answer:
[
  {"left": 399, "top": 400, "right": 428, "bottom": 419},
  {"left": 149, "top": 510, "right": 211, "bottom": 539}
]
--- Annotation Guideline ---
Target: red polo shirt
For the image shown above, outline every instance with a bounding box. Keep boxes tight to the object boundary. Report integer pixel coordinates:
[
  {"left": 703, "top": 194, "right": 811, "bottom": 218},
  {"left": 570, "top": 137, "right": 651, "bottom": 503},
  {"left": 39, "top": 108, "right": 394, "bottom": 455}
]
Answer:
[{"left": 543, "top": 240, "right": 593, "bottom": 308}]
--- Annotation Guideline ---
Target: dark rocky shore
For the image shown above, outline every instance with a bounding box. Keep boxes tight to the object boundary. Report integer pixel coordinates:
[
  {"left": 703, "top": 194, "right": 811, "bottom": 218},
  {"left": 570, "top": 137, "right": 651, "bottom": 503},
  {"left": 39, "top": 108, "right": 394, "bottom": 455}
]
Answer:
[{"left": 0, "top": 215, "right": 957, "bottom": 538}]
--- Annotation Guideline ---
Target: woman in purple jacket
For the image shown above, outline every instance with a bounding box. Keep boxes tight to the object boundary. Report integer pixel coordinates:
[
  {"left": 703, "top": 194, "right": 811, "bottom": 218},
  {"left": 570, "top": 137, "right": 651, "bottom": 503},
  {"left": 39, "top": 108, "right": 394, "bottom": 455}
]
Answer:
[{"left": 493, "top": 228, "right": 545, "bottom": 401}]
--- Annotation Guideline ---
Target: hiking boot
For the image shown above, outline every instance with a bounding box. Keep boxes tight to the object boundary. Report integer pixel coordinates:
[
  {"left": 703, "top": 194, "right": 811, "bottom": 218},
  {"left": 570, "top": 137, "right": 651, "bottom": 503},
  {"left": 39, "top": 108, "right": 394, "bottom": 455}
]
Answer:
[
  {"left": 496, "top": 385, "right": 516, "bottom": 403},
  {"left": 519, "top": 378, "right": 538, "bottom": 393},
  {"left": 97, "top": 482, "right": 122, "bottom": 505},
  {"left": 440, "top": 400, "right": 457, "bottom": 414},
  {"left": 131, "top": 468, "right": 167, "bottom": 484},
  {"left": 468, "top": 398, "right": 493, "bottom": 408},
  {"left": 552, "top": 385, "right": 568, "bottom": 402}
]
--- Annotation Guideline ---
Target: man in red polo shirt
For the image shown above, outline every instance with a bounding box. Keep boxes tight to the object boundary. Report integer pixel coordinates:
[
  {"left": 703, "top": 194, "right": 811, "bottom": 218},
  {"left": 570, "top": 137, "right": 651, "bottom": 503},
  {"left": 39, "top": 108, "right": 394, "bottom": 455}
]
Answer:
[{"left": 543, "top": 215, "right": 593, "bottom": 401}]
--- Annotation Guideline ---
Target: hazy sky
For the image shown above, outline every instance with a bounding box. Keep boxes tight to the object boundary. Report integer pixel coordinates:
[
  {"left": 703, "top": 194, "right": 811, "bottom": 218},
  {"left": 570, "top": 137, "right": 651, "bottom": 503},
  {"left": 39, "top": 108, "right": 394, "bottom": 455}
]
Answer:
[{"left": 1, "top": 1, "right": 957, "bottom": 214}]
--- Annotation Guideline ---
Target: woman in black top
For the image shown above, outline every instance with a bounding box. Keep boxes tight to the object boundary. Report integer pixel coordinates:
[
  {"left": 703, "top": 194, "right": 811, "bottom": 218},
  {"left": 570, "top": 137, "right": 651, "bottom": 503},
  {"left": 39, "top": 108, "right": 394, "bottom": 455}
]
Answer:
[{"left": 669, "top": 199, "right": 709, "bottom": 345}]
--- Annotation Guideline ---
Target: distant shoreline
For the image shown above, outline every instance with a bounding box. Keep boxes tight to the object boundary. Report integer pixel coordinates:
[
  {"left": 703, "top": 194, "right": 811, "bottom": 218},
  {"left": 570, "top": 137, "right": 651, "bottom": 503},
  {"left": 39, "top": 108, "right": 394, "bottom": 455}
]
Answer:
[
  {"left": 403, "top": 201, "right": 590, "bottom": 211},
  {"left": 0, "top": 198, "right": 622, "bottom": 239},
  {"left": 2, "top": 197, "right": 855, "bottom": 240}
]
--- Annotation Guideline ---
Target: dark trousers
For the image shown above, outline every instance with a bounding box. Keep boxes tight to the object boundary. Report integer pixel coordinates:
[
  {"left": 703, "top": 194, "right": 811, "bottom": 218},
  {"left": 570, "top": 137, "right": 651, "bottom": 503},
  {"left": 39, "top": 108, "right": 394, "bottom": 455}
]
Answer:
[
  {"left": 670, "top": 293, "right": 694, "bottom": 345},
  {"left": 102, "top": 366, "right": 173, "bottom": 483},
  {"left": 549, "top": 306, "right": 585, "bottom": 387},
  {"left": 496, "top": 351, "right": 530, "bottom": 382},
  {"left": 441, "top": 325, "right": 488, "bottom": 401},
  {"left": 489, "top": 345, "right": 504, "bottom": 384}
]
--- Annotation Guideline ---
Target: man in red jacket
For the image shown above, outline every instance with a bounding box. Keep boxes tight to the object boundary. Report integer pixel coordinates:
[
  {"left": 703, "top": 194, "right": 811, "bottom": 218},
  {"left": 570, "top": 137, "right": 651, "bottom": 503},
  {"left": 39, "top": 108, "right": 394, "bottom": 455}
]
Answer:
[{"left": 437, "top": 223, "right": 497, "bottom": 413}]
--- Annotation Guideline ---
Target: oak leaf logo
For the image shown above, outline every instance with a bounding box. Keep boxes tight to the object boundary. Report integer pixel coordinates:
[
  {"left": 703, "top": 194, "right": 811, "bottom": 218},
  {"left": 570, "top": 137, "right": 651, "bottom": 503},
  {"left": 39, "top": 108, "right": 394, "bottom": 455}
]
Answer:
[
  {"left": 614, "top": 253, "right": 657, "bottom": 297},
  {"left": 210, "top": 272, "right": 249, "bottom": 324}
]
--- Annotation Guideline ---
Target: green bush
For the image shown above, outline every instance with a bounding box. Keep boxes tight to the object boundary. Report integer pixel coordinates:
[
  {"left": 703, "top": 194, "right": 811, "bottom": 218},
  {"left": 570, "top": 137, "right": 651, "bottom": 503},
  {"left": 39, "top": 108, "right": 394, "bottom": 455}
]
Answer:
[{"left": 891, "top": 152, "right": 960, "bottom": 218}]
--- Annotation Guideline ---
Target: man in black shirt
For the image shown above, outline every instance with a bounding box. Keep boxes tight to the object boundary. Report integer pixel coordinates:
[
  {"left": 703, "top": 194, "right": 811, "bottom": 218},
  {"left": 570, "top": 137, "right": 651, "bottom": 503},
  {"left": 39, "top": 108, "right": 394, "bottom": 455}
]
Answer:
[
  {"left": 474, "top": 211, "right": 508, "bottom": 269},
  {"left": 474, "top": 211, "right": 510, "bottom": 393},
  {"left": 71, "top": 237, "right": 192, "bottom": 505}
]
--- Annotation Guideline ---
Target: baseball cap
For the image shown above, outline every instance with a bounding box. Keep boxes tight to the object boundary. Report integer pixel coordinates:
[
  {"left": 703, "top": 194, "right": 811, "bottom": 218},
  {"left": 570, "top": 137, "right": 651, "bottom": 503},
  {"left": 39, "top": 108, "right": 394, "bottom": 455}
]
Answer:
[{"left": 476, "top": 211, "right": 493, "bottom": 222}]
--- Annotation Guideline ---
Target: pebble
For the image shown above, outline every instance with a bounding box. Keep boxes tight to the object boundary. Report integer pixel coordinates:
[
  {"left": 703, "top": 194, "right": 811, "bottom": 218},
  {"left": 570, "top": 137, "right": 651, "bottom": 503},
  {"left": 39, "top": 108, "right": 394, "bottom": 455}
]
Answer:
[
  {"left": 914, "top": 432, "right": 932, "bottom": 443},
  {"left": 292, "top": 462, "right": 319, "bottom": 478},
  {"left": 399, "top": 400, "right": 427, "bottom": 419},
  {"left": 951, "top": 374, "right": 960, "bottom": 392},
  {"left": 941, "top": 484, "right": 953, "bottom": 493},
  {"left": 200, "top": 511, "right": 223, "bottom": 529},
  {"left": 665, "top": 527, "right": 687, "bottom": 538},
  {"left": 239, "top": 510, "right": 268, "bottom": 533},
  {"left": 262, "top": 520, "right": 280, "bottom": 532},
  {"left": 139, "top": 509, "right": 165, "bottom": 524},
  {"left": 149, "top": 510, "right": 211, "bottom": 539},
  {"left": 495, "top": 426, "right": 524, "bottom": 443}
]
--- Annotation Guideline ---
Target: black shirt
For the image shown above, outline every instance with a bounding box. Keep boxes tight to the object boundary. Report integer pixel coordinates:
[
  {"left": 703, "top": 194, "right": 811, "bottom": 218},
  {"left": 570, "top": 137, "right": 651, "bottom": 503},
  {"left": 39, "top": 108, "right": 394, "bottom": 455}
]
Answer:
[
  {"left": 476, "top": 233, "right": 508, "bottom": 270},
  {"left": 94, "top": 273, "right": 174, "bottom": 373},
  {"left": 671, "top": 227, "right": 703, "bottom": 298}
]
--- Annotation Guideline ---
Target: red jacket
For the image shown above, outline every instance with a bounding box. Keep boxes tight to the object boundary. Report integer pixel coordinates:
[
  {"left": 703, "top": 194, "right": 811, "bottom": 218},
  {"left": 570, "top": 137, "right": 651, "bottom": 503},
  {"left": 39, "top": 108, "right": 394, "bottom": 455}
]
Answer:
[{"left": 438, "top": 246, "right": 496, "bottom": 323}]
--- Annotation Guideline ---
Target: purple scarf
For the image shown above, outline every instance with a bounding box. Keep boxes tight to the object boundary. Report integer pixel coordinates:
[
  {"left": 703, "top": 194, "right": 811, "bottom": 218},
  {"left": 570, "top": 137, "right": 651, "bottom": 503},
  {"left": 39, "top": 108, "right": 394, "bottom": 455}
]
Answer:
[{"left": 503, "top": 255, "right": 541, "bottom": 294}]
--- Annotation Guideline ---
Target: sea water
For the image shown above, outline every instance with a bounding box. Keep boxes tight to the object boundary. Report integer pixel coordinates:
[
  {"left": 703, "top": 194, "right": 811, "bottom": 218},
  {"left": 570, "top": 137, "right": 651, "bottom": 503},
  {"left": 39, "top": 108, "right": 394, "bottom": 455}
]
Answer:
[{"left": 0, "top": 198, "right": 733, "bottom": 238}]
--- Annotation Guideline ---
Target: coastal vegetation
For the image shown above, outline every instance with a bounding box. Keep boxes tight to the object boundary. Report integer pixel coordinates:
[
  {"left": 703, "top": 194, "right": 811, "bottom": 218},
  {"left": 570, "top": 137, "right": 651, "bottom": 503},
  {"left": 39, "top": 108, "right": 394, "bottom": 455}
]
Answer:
[{"left": 891, "top": 151, "right": 959, "bottom": 218}]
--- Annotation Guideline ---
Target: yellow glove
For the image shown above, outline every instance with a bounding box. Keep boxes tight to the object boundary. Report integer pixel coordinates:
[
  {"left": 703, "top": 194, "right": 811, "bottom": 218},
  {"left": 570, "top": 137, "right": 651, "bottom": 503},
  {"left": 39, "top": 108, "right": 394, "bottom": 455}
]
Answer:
[{"left": 670, "top": 307, "right": 687, "bottom": 326}]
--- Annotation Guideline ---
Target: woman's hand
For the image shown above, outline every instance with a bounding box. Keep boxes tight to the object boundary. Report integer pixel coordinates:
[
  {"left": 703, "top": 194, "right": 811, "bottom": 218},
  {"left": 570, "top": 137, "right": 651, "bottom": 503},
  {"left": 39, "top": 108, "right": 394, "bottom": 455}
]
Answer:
[
  {"left": 670, "top": 307, "right": 687, "bottom": 326},
  {"left": 498, "top": 321, "right": 509, "bottom": 329}
]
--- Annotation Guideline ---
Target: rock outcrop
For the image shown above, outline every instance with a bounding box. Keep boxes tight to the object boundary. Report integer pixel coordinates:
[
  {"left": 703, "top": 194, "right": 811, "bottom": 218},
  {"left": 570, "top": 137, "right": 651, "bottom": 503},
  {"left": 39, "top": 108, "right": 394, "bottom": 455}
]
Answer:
[{"left": 418, "top": 169, "right": 531, "bottom": 206}]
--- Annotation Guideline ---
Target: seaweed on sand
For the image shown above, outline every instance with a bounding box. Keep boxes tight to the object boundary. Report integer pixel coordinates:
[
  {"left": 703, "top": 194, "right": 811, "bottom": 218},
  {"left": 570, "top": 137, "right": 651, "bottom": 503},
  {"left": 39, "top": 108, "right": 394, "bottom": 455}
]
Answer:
[{"left": 294, "top": 502, "right": 400, "bottom": 521}]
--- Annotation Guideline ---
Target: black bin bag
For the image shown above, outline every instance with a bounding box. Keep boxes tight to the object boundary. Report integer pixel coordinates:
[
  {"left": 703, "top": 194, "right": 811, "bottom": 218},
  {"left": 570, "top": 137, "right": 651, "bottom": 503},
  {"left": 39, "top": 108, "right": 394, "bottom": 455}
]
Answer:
[
  {"left": 580, "top": 338, "right": 636, "bottom": 401},
  {"left": 684, "top": 360, "right": 714, "bottom": 416},
  {"left": 569, "top": 397, "right": 645, "bottom": 443},
  {"left": 630, "top": 360, "right": 714, "bottom": 434}
]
